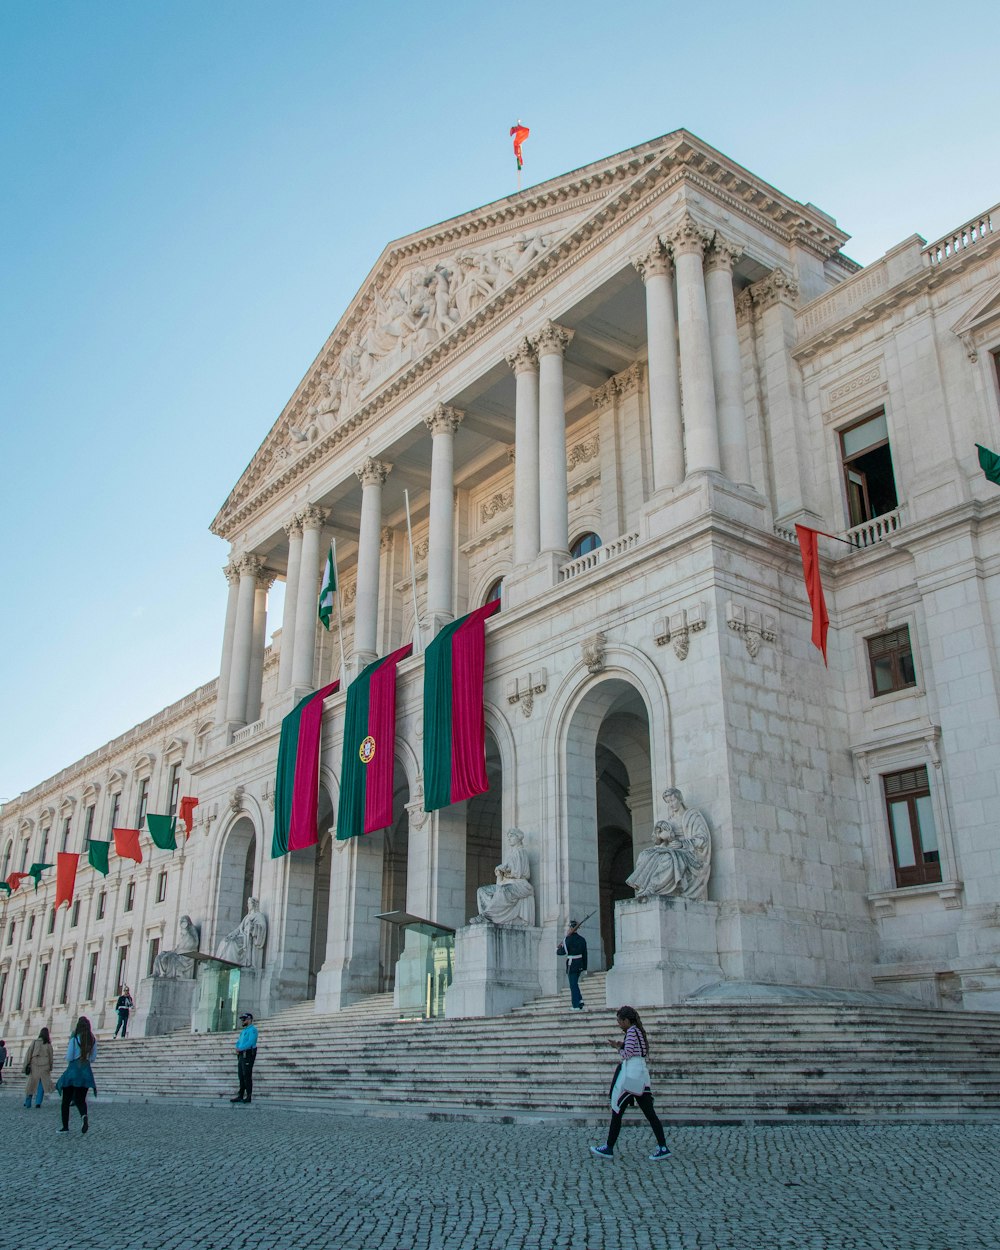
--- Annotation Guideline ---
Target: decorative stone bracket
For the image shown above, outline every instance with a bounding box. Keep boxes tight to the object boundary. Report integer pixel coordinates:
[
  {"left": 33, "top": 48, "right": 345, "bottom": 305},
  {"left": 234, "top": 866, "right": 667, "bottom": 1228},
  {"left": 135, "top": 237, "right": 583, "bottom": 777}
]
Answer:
[
  {"left": 506, "top": 668, "right": 548, "bottom": 719},
  {"left": 581, "top": 632, "right": 607, "bottom": 674},
  {"left": 725, "top": 600, "right": 777, "bottom": 659},
  {"left": 853, "top": 725, "right": 941, "bottom": 784},
  {"left": 653, "top": 604, "right": 706, "bottom": 660}
]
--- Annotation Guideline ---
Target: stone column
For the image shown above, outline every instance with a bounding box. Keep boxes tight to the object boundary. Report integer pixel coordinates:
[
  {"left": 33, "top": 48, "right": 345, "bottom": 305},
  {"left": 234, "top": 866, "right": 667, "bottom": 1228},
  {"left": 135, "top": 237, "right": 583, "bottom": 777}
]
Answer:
[
  {"left": 424, "top": 403, "right": 464, "bottom": 637},
  {"left": 213, "top": 561, "right": 241, "bottom": 725},
  {"left": 534, "top": 320, "right": 573, "bottom": 557},
  {"left": 705, "top": 235, "right": 751, "bottom": 485},
  {"left": 290, "top": 505, "right": 329, "bottom": 690},
  {"left": 669, "top": 214, "right": 721, "bottom": 475},
  {"left": 245, "top": 567, "right": 275, "bottom": 723},
  {"left": 277, "top": 515, "right": 303, "bottom": 692},
  {"left": 506, "top": 339, "right": 540, "bottom": 566},
  {"left": 354, "top": 457, "right": 390, "bottom": 666},
  {"left": 633, "top": 243, "right": 683, "bottom": 490},
  {"left": 225, "top": 553, "right": 264, "bottom": 726}
]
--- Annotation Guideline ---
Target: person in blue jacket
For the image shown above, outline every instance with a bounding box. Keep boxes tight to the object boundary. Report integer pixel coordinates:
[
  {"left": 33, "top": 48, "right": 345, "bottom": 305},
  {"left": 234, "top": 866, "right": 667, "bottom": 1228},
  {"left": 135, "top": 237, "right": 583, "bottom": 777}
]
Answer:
[{"left": 230, "top": 1012, "right": 258, "bottom": 1104}]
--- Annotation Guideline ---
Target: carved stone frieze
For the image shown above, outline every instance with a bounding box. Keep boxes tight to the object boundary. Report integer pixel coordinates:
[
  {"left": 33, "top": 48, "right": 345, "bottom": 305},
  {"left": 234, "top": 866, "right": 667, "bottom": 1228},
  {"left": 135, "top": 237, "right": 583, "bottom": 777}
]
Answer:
[
  {"left": 480, "top": 490, "right": 513, "bottom": 523},
  {"left": 568, "top": 434, "right": 600, "bottom": 469}
]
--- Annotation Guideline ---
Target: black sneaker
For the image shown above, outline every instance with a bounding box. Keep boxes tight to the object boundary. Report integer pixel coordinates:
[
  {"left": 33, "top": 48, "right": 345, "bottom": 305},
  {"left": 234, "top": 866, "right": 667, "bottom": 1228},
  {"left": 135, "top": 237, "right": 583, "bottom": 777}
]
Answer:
[
  {"left": 81, "top": 1114, "right": 88, "bottom": 1134},
  {"left": 230, "top": 1096, "right": 245, "bottom": 1103},
  {"left": 649, "top": 1145, "right": 671, "bottom": 1161},
  {"left": 590, "top": 1145, "right": 614, "bottom": 1159}
]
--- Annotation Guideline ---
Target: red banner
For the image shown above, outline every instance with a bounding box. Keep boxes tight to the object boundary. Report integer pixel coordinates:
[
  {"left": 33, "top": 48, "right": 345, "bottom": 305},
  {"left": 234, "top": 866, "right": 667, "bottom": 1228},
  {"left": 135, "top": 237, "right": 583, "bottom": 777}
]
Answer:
[
  {"left": 179, "top": 795, "right": 199, "bottom": 838},
  {"left": 795, "top": 524, "right": 829, "bottom": 665},
  {"left": 55, "top": 852, "right": 80, "bottom": 910},
  {"left": 113, "top": 827, "right": 143, "bottom": 863}
]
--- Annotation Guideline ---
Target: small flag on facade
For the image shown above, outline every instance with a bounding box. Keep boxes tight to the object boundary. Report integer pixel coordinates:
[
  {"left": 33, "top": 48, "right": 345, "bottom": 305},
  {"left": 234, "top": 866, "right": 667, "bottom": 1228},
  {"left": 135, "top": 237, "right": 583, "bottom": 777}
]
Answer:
[
  {"left": 318, "top": 543, "right": 338, "bottom": 630},
  {"left": 28, "top": 862, "right": 53, "bottom": 890},
  {"left": 88, "top": 840, "right": 110, "bottom": 876},
  {"left": 5, "top": 872, "right": 29, "bottom": 892},
  {"left": 179, "top": 796, "right": 199, "bottom": 837},
  {"left": 510, "top": 120, "right": 530, "bottom": 171},
  {"left": 147, "top": 814, "right": 177, "bottom": 851},
  {"left": 976, "top": 443, "right": 1000, "bottom": 485},
  {"left": 55, "top": 852, "right": 80, "bottom": 911},
  {"left": 795, "top": 525, "right": 830, "bottom": 665},
  {"left": 0, "top": 881, "right": 11, "bottom": 896},
  {"left": 113, "top": 827, "right": 143, "bottom": 864}
]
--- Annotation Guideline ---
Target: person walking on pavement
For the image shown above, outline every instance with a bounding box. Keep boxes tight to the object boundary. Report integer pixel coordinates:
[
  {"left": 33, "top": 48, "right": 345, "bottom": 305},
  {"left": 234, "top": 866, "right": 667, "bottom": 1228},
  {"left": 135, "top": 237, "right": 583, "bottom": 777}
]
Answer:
[
  {"left": 113, "top": 985, "right": 134, "bottom": 1038},
  {"left": 23, "top": 1026, "right": 55, "bottom": 1108},
  {"left": 230, "top": 1012, "right": 258, "bottom": 1104},
  {"left": 556, "top": 918, "right": 588, "bottom": 1010},
  {"left": 590, "top": 1005, "right": 670, "bottom": 1161},
  {"left": 0, "top": 1038, "right": 7, "bottom": 1084},
  {"left": 55, "top": 1016, "right": 97, "bottom": 1135}
]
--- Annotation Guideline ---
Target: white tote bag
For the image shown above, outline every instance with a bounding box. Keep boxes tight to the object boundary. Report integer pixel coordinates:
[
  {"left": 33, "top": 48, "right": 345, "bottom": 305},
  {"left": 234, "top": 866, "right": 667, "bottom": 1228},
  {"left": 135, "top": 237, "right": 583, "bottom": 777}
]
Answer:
[{"left": 610, "top": 1055, "right": 650, "bottom": 1111}]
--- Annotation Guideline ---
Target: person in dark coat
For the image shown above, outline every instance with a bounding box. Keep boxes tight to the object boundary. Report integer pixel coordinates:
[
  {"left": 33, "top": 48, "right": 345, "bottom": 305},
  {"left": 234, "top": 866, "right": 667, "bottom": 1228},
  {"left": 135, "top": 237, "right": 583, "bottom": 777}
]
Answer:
[
  {"left": 556, "top": 919, "right": 588, "bottom": 1010},
  {"left": 113, "top": 986, "right": 134, "bottom": 1038}
]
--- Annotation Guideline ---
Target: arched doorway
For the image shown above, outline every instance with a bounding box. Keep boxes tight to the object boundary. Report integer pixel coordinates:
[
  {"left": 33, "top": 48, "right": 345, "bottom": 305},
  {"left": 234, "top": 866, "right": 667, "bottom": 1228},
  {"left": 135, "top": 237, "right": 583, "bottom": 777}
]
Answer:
[
  {"left": 564, "top": 679, "right": 652, "bottom": 970},
  {"left": 216, "top": 816, "right": 258, "bottom": 953},
  {"left": 465, "top": 731, "right": 503, "bottom": 923}
]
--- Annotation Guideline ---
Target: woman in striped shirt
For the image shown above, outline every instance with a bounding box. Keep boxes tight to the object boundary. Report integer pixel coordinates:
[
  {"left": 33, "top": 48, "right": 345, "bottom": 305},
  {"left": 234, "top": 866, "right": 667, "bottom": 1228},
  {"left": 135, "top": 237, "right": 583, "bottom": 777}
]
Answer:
[{"left": 590, "top": 1006, "right": 670, "bottom": 1160}]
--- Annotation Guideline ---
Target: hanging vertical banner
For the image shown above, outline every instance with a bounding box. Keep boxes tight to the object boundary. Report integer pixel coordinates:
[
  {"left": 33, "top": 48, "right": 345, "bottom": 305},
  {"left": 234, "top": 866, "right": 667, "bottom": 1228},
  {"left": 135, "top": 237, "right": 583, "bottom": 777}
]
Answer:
[
  {"left": 55, "top": 852, "right": 80, "bottom": 911},
  {"left": 423, "top": 599, "right": 501, "bottom": 812},
  {"left": 337, "top": 644, "right": 413, "bottom": 841},
  {"left": 146, "top": 815, "right": 177, "bottom": 850},
  {"left": 88, "top": 840, "right": 110, "bottom": 876},
  {"left": 113, "top": 827, "right": 143, "bottom": 864},
  {"left": 272, "top": 680, "right": 340, "bottom": 857},
  {"left": 795, "top": 524, "right": 830, "bottom": 665},
  {"left": 178, "top": 796, "right": 199, "bottom": 837}
]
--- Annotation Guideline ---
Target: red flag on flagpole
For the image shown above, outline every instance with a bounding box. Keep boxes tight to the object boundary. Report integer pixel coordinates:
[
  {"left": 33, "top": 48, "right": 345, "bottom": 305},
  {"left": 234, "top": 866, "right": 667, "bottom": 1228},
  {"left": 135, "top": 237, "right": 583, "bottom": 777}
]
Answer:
[
  {"left": 55, "top": 852, "right": 80, "bottom": 911},
  {"left": 178, "top": 796, "right": 199, "bottom": 838},
  {"left": 510, "top": 121, "right": 529, "bottom": 170},
  {"left": 795, "top": 524, "right": 829, "bottom": 665},
  {"left": 113, "top": 827, "right": 143, "bottom": 864}
]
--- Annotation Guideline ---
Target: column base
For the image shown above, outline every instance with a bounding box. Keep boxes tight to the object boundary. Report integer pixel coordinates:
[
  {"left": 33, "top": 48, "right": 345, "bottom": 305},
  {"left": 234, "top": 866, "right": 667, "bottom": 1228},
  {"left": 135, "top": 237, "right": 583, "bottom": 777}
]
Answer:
[{"left": 133, "top": 975, "right": 197, "bottom": 1036}]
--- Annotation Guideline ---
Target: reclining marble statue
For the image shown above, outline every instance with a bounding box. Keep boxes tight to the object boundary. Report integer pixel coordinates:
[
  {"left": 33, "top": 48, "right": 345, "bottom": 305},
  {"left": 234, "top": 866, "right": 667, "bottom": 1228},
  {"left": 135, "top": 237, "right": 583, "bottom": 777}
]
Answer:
[
  {"left": 473, "top": 828, "right": 535, "bottom": 926},
  {"left": 626, "top": 788, "right": 712, "bottom": 902},
  {"left": 151, "top": 915, "right": 200, "bottom": 978},
  {"left": 215, "top": 897, "right": 268, "bottom": 968}
]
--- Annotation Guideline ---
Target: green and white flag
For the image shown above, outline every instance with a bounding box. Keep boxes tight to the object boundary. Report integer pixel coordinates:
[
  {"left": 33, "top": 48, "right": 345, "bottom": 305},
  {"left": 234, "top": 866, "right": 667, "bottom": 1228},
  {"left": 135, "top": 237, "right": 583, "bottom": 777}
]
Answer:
[{"left": 318, "top": 542, "right": 338, "bottom": 630}]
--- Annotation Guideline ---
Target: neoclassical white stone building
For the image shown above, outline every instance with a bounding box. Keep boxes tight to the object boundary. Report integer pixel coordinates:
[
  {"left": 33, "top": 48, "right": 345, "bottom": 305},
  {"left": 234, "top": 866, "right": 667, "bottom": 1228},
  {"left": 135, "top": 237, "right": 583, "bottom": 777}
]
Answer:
[{"left": 4, "top": 130, "right": 1000, "bottom": 1040}]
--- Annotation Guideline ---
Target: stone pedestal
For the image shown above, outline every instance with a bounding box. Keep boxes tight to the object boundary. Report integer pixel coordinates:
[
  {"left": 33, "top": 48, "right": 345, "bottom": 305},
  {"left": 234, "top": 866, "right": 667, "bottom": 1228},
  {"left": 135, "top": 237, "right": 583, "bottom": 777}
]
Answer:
[
  {"left": 134, "top": 975, "right": 197, "bottom": 1037},
  {"left": 606, "top": 896, "right": 723, "bottom": 1007},
  {"left": 445, "top": 923, "right": 543, "bottom": 1018}
]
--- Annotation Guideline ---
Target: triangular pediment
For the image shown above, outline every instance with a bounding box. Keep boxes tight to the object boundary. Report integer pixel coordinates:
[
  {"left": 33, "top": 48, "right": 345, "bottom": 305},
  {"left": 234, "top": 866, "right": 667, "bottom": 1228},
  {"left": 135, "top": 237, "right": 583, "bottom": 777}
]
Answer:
[
  {"left": 952, "top": 277, "right": 1000, "bottom": 337},
  {"left": 212, "top": 130, "right": 852, "bottom": 538}
]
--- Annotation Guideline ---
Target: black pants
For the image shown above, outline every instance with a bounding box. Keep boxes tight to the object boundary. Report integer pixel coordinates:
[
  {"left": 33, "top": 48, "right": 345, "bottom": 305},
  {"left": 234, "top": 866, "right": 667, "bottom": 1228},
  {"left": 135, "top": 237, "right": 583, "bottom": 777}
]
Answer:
[
  {"left": 61, "top": 1086, "right": 88, "bottom": 1129},
  {"left": 114, "top": 1010, "right": 129, "bottom": 1038},
  {"left": 237, "top": 1049, "right": 256, "bottom": 1100},
  {"left": 606, "top": 1091, "right": 666, "bottom": 1150}
]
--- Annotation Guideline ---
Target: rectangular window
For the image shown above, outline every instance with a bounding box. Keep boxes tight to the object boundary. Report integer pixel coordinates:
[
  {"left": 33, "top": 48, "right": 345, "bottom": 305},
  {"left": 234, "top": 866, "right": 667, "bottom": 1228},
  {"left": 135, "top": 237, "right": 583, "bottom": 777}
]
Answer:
[
  {"left": 27, "top": 914, "right": 35, "bottom": 940},
  {"left": 841, "top": 410, "right": 898, "bottom": 527},
  {"left": 124, "top": 882, "right": 135, "bottom": 912},
  {"left": 47, "top": 907, "right": 56, "bottom": 935},
  {"left": 136, "top": 779, "right": 150, "bottom": 830},
  {"left": 36, "top": 962, "right": 49, "bottom": 1008},
  {"left": 19, "top": 840, "right": 29, "bottom": 871},
  {"left": 108, "top": 792, "right": 121, "bottom": 836},
  {"left": 60, "top": 958, "right": 73, "bottom": 1005},
  {"left": 147, "top": 937, "right": 161, "bottom": 976},
  {"left": 60, "top": 818, "right": 71, "bottom": 853},
  {"left": 71, "top": 899, "right": 81, "bottom": 928},
  {"left": 7, "top": 922, "right": 14, "bottom": 946},
  {"left": 115, "top": 945, "right": 129, "bottom": 993},
  {"left": 15, "top": 967, "right": 28, "bottom": 1011},
  {"left": 85, "top": 951, "right": 99, "bottom": 1000},
  {"left": 84, "top": 804, "right": 95, "bottom": 841},
  {"left": 884, "top": 766, "right": 942, "bottom": 888},
  {"left": 0, "top": 970, "right": 7, "bottom": 1012},
  {"left": 167, "top": 763, "right": 181, "bottom": 819},
  {"left": 40, "top": 828, "right": 50, "bottom": 861},
  {"left": 868, "top": 626, "right": 917, "bottom": 696},
  {"left": 97, "top": 892, "right": 106, "bottom": 920},
  {"left": 156, "top": 871, "right": 168, "bottom": 903}
]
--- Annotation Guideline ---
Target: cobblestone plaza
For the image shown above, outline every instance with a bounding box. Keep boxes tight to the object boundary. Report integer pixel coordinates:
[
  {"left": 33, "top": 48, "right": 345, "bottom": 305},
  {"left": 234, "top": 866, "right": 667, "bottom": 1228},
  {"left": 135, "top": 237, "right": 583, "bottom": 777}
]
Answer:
[{"left": 3, "top": 1091, "right": 996, "bottom": 1249}]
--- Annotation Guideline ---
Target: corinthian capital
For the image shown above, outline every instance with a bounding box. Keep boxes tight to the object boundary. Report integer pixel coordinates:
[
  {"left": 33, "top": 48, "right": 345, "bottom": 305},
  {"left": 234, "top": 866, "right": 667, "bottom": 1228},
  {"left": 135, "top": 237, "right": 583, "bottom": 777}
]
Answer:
[
  {"left": 532, "top": 319, "right": 574, "bottom": 358},
  {"left": 424, "top": 403, "right": 464, "bottom": 437},
  {"left": 356, "top": 456, "right": 390, "bottom": 488},
  {"left": 666, "top": 212, "right": 713, "bottom": 258},
  {"left": 704, "top": 234, "right": 743, "bottom": 273},
  {"left": 255, "top": 568, "right": 277, "bottom": 591},
  {"left": 236, "top": 553, "right": 265, "bottom": 579},
  {"left": 632, "top": 241, "right": 672, "bottom": 282},
  {"left": 751, "top": 267, "right": 799, "bottom": 311},
  {"left": 223, "top": 560, "right": 240, "bottom": 586},
  {"left": 283, "top": 515, "right": 303, "bottom": 541},
  {"left": 297, "top": 504, "right": 329, "bottom": 532},
  {"left": 505, "top": 338, "right": 538, "bottom": 375}
]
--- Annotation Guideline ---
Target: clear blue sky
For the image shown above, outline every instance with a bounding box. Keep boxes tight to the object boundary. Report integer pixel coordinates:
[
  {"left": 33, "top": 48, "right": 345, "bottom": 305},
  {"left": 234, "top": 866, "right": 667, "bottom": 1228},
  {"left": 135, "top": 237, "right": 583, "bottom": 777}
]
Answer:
[{"left": 1, "top": 0, "right": 995, "bottom": 801}]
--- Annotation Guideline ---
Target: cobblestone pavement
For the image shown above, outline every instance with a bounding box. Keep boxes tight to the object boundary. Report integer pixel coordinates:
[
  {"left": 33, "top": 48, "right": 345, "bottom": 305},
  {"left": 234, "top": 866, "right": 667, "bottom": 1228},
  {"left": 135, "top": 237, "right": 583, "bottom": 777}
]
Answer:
[{"left": 1, "top": 1088, "right": 996, "bottom": 1249}]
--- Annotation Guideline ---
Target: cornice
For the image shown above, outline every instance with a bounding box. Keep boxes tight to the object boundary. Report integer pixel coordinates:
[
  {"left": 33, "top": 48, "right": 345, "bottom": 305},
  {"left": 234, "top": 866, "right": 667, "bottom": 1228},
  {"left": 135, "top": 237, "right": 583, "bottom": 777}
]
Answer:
[{"left": 211, "top": 131, "right": 854, "bottom": 539}]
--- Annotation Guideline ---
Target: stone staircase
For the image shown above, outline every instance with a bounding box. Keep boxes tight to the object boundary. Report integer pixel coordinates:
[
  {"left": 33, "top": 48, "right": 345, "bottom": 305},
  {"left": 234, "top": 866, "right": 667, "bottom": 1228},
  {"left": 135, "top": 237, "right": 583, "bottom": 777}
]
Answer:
[{"left": 92, "top": 973, "right": 1000, "bottom": 1123}]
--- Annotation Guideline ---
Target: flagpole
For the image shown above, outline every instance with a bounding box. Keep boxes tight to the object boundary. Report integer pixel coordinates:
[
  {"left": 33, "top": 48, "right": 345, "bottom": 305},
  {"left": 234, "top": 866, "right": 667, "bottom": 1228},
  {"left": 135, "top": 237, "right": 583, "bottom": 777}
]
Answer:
[
  {"left": 332, "top": 539, "right": 347, "bottom": 685},
  {"left": 403, "top": 489, "right": 423, "bottom": 653}
]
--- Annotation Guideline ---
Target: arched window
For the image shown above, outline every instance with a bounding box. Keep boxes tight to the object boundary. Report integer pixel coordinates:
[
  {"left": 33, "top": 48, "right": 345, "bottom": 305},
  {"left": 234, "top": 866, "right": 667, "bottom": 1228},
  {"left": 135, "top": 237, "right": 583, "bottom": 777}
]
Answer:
[
  {"left": 1, "top": 841, "right": 12, "bottom": 878},
  {"left": 570, "top": 532, "right": 602, "bottom": 559},
  {"left": 483, "top": 578, "right": 504, "bottom": 607}
]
